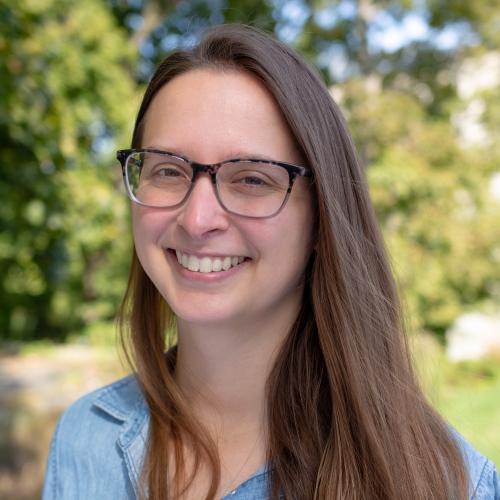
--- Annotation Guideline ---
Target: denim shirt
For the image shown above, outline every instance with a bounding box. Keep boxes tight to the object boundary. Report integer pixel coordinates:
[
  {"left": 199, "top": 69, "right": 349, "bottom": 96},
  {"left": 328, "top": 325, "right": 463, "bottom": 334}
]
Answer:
[{"left": 42, "top": 375, "right": 500, "bottom": 500}]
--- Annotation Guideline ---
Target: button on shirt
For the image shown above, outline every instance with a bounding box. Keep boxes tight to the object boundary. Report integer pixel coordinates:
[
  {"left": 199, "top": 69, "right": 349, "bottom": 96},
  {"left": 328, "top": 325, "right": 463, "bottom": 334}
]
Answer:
[{"left": 42, "top": 375, "right": 500, "bottom": 500}]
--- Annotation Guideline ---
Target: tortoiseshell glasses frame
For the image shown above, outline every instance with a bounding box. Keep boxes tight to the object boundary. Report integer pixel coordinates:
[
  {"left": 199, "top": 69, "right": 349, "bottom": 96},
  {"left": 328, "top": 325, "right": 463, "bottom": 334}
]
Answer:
[{"left": 116, "top": 148, "right": 312, "bottom": 219}]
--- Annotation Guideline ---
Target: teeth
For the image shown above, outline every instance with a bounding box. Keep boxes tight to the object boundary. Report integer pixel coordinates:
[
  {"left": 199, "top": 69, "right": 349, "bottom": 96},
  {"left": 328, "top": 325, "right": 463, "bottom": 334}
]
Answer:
[
  {"left": 187, "top": 255, "right": 199, "bottom": 272},
  {"left": 199, "top": 257, "right": 211, "bottom": 273},
  {"left": 174, "top": 251, "right": 246, "bottom": 273}
]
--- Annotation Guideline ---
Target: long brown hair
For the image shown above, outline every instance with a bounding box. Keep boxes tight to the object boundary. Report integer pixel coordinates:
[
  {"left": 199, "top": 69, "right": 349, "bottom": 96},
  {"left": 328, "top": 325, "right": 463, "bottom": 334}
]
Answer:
[{"left": 119, "top": 24, "right": 468, "bottom": 500}]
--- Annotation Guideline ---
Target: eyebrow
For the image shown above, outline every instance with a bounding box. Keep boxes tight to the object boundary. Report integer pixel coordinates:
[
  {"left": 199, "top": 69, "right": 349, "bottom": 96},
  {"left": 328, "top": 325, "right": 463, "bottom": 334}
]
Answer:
[{"left": 143, "top": 144, "right": 280, "bottom": 163}]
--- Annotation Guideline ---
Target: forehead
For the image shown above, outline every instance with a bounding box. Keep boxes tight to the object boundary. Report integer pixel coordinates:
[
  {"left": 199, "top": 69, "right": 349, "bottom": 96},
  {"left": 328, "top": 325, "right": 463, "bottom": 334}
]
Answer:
[{"left": 140, "top": 68, "right": 302, "bottom": 164}]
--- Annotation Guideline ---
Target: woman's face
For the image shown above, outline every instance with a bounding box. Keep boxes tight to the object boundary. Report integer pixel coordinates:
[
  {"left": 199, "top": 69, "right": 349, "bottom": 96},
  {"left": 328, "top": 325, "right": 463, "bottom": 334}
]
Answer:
[{"left": 132, "top": 68, "right": 314, "bottom": 329}]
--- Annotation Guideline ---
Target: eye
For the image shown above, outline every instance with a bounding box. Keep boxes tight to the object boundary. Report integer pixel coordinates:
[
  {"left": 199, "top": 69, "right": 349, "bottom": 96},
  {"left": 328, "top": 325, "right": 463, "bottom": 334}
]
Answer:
[
  {"left": 218, "top": 161, "right": 289, "bottom": 194},
  {"left": 229, "top": 168, "right": 277, "bottom": 187},
  {"left": 236, "top": 175, "right": 269, "bottom": 186},
  {"left": 145, "top": 162, "right": 191, "bottom": 181},
  {"left": 155, "top": 166, "right": 182, "bottom": 177}
]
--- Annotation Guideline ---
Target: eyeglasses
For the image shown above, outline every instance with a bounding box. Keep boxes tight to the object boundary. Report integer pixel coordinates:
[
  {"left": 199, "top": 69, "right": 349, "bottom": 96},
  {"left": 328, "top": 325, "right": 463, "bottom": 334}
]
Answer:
[{"left": 116, "top": 148, "right": 312, "bottom": 219}]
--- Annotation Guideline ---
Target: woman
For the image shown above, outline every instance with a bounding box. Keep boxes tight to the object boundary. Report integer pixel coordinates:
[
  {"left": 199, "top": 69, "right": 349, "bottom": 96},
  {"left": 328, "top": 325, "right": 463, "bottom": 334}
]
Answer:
[{"left": 43, "top": 24, "right": 499, "bottom": 500}]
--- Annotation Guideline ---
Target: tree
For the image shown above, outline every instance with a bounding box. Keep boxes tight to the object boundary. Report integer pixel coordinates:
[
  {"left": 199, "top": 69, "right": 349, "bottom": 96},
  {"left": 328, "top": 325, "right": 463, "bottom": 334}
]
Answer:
[{"left": 0, "top": 0, "right": 138, "bottom": 340}]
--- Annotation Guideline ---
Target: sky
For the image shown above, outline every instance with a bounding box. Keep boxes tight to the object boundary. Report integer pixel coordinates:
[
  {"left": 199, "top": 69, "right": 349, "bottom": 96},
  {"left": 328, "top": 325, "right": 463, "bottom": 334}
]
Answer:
[{"left": 272, "top": 0, "right": 480, "bottom": 82}]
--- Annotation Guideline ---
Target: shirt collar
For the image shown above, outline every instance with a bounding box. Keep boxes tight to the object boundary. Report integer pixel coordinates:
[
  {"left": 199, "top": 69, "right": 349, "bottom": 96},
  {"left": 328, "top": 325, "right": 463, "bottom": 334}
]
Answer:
[
  {"left": 92, "top": 375, "right": 149, "bottom": 495},
  {"left": 90, "top": 374, "right": 272, "bottom": 497}
]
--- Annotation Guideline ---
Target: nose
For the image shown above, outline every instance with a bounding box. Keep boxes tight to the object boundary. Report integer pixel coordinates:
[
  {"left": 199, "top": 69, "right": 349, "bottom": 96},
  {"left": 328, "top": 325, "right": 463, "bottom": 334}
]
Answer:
[{"left": 176, "top": 173, "right": 230, "bottom": 238}]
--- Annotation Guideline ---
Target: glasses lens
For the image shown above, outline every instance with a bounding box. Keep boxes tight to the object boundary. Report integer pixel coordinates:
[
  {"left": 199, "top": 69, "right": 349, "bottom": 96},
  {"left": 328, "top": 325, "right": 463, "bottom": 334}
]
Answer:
[
  {"left": 217, "top": 161, "right": 289, "bottom": 217},
  {"left": 126, "top": 151, "right": 192, "bottom": 207}
]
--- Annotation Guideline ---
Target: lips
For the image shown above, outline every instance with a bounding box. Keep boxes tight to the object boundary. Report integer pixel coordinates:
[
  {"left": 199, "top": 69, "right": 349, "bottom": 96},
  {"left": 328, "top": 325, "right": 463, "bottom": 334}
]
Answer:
[{"left": 173, "top": 250, "right": 247, "bottom": 273}]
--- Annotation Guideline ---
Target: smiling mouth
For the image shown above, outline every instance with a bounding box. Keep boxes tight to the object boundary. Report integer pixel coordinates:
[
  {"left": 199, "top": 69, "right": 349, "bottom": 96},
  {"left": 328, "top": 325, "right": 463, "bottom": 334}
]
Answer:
[{"left": 169, "top": 249, "right": 248, "bottom": 273}]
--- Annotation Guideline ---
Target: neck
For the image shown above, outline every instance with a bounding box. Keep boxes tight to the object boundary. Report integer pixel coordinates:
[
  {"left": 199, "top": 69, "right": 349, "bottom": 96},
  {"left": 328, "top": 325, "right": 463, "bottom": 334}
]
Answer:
[{"left": 173, "top": 306, "right": 298, "bottom": 439}]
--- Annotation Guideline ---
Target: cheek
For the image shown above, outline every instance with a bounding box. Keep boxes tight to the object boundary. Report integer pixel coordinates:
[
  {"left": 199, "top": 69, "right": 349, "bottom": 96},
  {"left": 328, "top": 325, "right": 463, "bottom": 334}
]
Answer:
[
  {"left": 131, "top": 206, "right": 167, "bottom": 254},
  {"left": 132, "top": 208, "right": 148, "bottom": 254},
  {"left": 287, "top": 195, "right": 314, "bottom": 247},
  {"left": 258, "top": 206, "right": 314, "bottom": 273}
]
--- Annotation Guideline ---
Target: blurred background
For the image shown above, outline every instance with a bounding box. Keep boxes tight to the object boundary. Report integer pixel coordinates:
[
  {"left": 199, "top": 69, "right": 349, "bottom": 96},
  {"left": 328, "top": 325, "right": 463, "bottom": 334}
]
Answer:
[{"left": 0, "top": 0, "right": 499, "bottom": 498}]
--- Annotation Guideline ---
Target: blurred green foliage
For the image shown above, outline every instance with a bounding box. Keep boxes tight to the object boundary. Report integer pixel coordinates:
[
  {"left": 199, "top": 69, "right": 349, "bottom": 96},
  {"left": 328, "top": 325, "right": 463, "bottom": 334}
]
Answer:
[
  {"left": 346, "top": 82, "right": 500, "bottom": 334},
  {"left": 0, "top": 0, "right": 499, "bottom": 341},
  {"left": 0, "top": 0, "right": 138, "bottom": 340}
]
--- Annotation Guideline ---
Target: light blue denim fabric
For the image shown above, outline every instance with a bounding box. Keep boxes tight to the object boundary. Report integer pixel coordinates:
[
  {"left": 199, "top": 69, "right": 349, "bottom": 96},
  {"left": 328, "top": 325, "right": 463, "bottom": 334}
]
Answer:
[{"left": 42, "top": 374, "right": 500, "bottom": 500}]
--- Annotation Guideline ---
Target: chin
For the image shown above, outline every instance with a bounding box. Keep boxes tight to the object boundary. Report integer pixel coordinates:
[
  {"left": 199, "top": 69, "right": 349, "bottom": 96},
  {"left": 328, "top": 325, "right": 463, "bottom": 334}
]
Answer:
[
  {"left": 168, "top": 297, "right": 242, "bottom": 327},
  {"left": 175, "top": 310, "right": 241, "bottom": 328}
]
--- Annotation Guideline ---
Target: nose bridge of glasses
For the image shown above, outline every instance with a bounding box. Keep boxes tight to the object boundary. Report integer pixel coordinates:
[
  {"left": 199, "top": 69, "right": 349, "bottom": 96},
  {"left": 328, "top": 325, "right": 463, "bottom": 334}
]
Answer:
[
  {"left": 183, "top": 162, "right": 227, "bottom": 218},
  {"left": 191, "top": 162, "right": 219, "bottom": 184}
]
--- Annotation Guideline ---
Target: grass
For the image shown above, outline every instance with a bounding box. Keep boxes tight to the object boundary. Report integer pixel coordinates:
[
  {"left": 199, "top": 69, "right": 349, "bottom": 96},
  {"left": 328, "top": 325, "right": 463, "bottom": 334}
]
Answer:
[{"left": 412, "top": 333, "right": 500, "bottom": 466}]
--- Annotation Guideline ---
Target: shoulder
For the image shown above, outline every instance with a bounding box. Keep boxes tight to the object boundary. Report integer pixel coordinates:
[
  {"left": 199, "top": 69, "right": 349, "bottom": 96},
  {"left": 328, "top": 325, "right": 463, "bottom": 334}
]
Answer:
[
  {"left": 62, "top": 373, "right": 145, "bottom": 422},
  {"left": 452, "top": 430, "right": 500, "bottom": 500},
  {"left": 53, "top": 373, "right": 147, "bottom": 445},
  {"left": 42, "top": 374, "right": 148, "bottom": 500}
]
